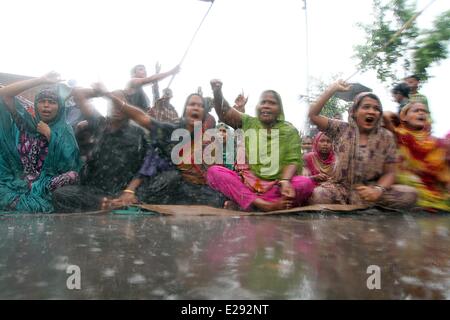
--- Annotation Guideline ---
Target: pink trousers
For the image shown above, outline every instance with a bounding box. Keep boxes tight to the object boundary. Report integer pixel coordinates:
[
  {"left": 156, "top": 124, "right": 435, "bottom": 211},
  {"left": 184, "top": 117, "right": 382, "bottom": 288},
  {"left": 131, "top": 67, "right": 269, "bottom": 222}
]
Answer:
[{"left": 207, "top": 165, "right": 314, "bottom": 211}]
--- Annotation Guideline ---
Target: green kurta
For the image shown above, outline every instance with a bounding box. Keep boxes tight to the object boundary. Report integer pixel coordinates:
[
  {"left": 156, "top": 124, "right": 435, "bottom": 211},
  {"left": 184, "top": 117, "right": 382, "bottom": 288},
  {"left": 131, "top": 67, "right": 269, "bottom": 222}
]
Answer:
[{"left": 241, "top": 114, "right": 302, "bottom": 180}]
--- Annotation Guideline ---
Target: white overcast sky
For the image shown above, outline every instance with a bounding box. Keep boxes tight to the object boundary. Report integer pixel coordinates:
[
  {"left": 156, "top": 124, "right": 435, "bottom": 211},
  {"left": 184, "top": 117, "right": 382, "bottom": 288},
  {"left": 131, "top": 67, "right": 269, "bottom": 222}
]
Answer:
[{"left": 1, "top": 0, "right": 449, "bottom": 136}]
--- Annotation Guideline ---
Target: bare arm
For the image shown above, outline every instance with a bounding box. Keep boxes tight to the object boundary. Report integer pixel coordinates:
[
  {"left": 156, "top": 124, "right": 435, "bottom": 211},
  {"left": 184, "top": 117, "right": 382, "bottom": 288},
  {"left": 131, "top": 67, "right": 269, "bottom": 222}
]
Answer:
[
  {"left": 280, "top": 164, "right": 298, "bottom": 181},
  {"left": 302, "top": 166, "right": 311, "bottom": 176},
  {"left": 309, "top": 80, "right": 351, "bottom": 131},
  {"left": 233, "top": 93, "right": 248, "bottom": 113},
  {"left": 356, "top": 163, "right": 396, "bottom": 202},
  {"left": 279, "top": 164, "right": 298, "bottom": 199},
  {"left": 210, "top": 79, "right": 243, "bottom": 129},
  {"left": 71, "top": 86, "right": 102, "bottom": 119},
  {"left": 382, "top": 111, "right": 399, "bottom": 133},
  {"left": 107, "top": 92, "right": 152, "bottom": 130},
  {"left": 0, "top": 72, "right": 61, "bottom": 110},
  {"left": 378, "top": 163, "right": 396, "bottom": 190},
  {"left": 108, "top": 177, "right": 143, "bottom": 207},
  {"left": 151, "top": 62, "right": 161, "bottom": 102},
  {"left": 128, "top": 65, "right": 180, "bottom": 88}
]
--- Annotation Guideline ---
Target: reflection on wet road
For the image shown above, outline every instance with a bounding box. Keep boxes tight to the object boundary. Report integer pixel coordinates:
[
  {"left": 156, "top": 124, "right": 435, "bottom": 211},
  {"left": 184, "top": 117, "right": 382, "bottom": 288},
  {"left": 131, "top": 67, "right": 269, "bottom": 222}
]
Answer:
[{"left": 0, "top": 211, "right": 449, "bottom": 299}]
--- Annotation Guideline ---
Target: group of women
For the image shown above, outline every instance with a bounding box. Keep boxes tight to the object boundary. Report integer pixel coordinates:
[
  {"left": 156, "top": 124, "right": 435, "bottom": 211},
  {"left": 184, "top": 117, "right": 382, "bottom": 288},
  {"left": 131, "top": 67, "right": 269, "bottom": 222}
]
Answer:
[{"left": 0, "top": 74, "right": 448, "bottom": 213}]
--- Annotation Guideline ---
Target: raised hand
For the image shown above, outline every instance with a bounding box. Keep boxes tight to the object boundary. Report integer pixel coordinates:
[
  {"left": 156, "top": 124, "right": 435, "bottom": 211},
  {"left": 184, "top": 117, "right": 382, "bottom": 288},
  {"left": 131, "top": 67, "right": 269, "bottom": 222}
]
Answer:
[
  {"left": 210, "top": 79, "right": 223, "bottom": 91},
  {"left": 40, "top": 71, "right": 61, "bottom": 85},
  {"left": 234, "top": 93, "right": 248, "bottom": 112},
  {"left": 155, "top": 61, "right": 161, "bottom": 74},
  {"left": 332, "top": 80, "right": 352, "bottom": 92},
  {"left": 91, "top": 82, "right": 109, "bottom": 97}
]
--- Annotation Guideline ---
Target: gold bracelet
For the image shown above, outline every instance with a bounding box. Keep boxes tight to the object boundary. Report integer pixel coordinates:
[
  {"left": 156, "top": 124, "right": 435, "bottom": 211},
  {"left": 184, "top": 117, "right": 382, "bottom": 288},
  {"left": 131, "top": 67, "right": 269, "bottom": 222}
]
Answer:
[{"left": 123, "top": 189, "right": 135, "bottom": 194}]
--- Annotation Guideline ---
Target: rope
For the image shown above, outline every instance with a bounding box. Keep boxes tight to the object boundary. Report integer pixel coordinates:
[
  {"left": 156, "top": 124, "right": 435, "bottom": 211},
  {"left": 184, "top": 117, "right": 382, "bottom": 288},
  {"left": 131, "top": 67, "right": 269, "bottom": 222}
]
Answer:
[
  {"left": 166, "top": 0, "right": 216, "bottom": 89},
  {"left": 345, "top": 0, "right": 438, "bottom": 82}
]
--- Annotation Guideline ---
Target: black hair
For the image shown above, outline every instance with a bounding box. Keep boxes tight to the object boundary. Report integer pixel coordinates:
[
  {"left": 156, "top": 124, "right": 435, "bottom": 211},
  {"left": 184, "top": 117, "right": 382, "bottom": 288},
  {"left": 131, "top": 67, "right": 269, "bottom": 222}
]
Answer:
[
  {"left": 131, "top": 64, "right": 146, "bottom": 76},
  {"left": 351, "top": 92, "right": 382, "bottom": 113},
  {"left": 182, "top": 93, "right": 207, "bottom": 121},
  {"left": 391, "top": 82, "right": 410, "bottom": 98},
  {"left": 405, "top": 74, "right": 420, "bottom": 81},
  {"left": 257, "top": 90, "right": 284, "bottom": 121},
  {"left": 260, "top": 90, "right": 283, "bottom": 110}
]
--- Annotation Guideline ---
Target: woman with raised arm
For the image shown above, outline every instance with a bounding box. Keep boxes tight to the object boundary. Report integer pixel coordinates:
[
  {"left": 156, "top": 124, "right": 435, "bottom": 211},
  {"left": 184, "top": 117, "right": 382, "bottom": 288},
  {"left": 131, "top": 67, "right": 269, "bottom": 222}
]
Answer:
[
  {"left": 0, "top": 72, "right": 81, "bottom": 213},
  {"left": 308, "top": 80, "right": 417, "bottom": 208},
  {"left": 51, "top": 85, "right": 148, "bottom": 213},
  {"left": 102, "top": 89, "right": 226, "bottom": 208},
  {"left": 126, "top": 64, "right": 180, "bottom": 112},
  {"left": 383, "top": 103, "right": 450, "bottom": 211},
  {"left": 206, "top": 79, "right": 314, "bottom": 212}
]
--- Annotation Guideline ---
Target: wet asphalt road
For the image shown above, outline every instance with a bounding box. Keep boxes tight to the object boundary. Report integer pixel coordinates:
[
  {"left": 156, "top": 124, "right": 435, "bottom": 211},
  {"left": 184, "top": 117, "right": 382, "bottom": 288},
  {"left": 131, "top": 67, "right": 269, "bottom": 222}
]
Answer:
[{"left": 0, "top": 210, "right": 449, "bottom": 299}]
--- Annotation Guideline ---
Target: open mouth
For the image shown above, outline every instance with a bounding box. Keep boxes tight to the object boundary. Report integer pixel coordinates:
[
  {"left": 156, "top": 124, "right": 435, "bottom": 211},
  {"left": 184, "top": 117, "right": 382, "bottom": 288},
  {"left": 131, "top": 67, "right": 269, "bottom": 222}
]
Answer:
[
  {"left": 189, "top": 111, "right": 201, "bottom": 121},
  {"left": 260, "top": 111, "right": 272, "bottom": 117},
  {"left": 364, "top": 116, "right": 375, "bottom": 125},
  {"left": 416, "top": 115, "right": 427, "bottom": 122}
]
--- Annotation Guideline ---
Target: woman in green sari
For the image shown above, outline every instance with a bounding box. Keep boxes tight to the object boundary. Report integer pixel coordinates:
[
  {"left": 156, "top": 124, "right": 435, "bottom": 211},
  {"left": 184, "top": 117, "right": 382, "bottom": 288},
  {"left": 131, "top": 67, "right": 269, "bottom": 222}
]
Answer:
[
  {"left": 206, "top": 80, "right": 314, "bottom": 211},
  {"left": 0, "top": 72, "right": 81, "bottom": 213}
]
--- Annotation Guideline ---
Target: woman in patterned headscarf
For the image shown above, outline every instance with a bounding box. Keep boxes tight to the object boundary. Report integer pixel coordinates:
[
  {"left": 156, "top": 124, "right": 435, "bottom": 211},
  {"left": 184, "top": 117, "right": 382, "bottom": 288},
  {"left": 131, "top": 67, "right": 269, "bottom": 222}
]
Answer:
[
  {"left": 303, "top": 132, "right": 335, "bottom": 186},
  {"left": 206, "top": 79, "right": 314, "bottom": 212},
  {"left": 308, "top": 80, "right": 417, "bottom": 209},
  {"left": 0, "top": 72, "right": 81, "bottom": 213},
  {"left": 383, "top": 102, "right": 450, "bottom": 211}
]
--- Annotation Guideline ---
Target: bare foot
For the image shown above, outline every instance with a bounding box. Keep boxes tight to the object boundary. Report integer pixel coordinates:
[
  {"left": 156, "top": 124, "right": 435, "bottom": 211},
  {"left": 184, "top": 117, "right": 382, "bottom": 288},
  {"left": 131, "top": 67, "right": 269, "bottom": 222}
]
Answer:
[
  {"left": 101, "top": 197, "right": 126, "bottom": 210},
  {"left": 252, "top": 197, "right": 293, "bottom": 212},
  {"left": 224, "top": 200, "right": 240, "bottom": 211},
  {"left": 100, "top": 197, "right": 111, "bottom": 210}
]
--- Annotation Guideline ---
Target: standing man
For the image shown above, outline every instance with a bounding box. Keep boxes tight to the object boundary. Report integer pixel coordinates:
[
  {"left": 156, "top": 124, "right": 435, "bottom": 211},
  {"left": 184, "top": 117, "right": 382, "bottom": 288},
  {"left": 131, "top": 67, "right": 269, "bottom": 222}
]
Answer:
[
  {"left": 404, "top": 74, "right": 429, "bottom": 109},
  {"left": 149, "top": 87, "right": 179, "bottom": 123},
  {"left": 126, "top": 64, "right": 180, "bottom": 112},
  {"left": 391, "top": 82, "right": 410, "bottom": 113}
]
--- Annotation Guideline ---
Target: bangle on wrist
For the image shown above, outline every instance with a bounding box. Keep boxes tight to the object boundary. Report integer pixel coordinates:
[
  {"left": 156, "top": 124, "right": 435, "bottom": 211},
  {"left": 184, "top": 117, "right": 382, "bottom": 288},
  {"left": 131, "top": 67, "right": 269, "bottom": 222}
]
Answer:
[
  {"left": 373, "top": 185, "right": 386, "bottom": 193},
  {"left": 123, "top": 189, "right": 135, "bottom": 194}
]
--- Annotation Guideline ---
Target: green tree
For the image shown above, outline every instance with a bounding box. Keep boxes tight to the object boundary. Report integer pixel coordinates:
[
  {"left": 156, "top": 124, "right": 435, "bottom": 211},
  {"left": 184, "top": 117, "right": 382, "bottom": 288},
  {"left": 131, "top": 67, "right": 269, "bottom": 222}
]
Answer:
[
  {"left": 354, "top": 0, "right": 450, "bottom": 83},
  {"left": 300, "top": 75, "right": 350, "bottom": 119}
]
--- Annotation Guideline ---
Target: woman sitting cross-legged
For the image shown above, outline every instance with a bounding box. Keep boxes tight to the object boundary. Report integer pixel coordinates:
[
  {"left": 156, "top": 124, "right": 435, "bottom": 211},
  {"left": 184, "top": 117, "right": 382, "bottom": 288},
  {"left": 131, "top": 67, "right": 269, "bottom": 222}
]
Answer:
[
  {"left": 0, "top": 72, "right": 81, "bottom": 213},
  {"left": 302, "top": 132, "right": 336, "bottom": 186},
  {"left": 51, "top": 85, "right": 148, "bottom": 213},
  {"left": 206, "top": 79, "right": 314, "bottom": 212},
  {"left": 307, "top": 80, "right": 417, "bottom": 209},
  {"left": 102, "top": 89, "right": 227, "bottom": 208}
]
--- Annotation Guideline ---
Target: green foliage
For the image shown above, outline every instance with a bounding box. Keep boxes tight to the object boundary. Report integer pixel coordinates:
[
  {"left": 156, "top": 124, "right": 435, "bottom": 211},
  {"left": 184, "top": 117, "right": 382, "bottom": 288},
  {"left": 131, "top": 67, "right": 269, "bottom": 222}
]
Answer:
[
  {"left": 354, "top": 0, "right": 450, "bottom": 83},
  {"left": 413, "top": 10, "right": 450, "bottom": 80},
  {"left": 300, "top": 75, "right": 350, "bottom": 119}
]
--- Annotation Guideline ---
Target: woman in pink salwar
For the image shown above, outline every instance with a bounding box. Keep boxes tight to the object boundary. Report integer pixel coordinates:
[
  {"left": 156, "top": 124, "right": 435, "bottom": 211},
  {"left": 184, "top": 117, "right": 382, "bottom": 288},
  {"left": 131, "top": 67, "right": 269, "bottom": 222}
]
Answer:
[{"left": 206, "top": 80, "right": 314, "bottom": 212}]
